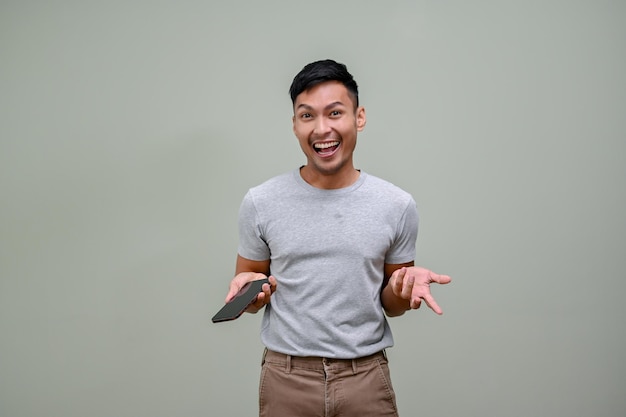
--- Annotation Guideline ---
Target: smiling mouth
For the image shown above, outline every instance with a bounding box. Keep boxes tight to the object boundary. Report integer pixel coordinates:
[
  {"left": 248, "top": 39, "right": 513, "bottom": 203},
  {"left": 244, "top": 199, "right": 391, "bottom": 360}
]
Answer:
[{"left": 313, "top": 141, "right": 340, "bottom": 156}]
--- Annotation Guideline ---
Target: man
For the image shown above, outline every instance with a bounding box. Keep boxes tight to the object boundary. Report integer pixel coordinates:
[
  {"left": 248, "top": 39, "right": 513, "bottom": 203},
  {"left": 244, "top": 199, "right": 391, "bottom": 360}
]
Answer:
[{"left": 224, "top": 59, "right": 451, "bottom": 417}]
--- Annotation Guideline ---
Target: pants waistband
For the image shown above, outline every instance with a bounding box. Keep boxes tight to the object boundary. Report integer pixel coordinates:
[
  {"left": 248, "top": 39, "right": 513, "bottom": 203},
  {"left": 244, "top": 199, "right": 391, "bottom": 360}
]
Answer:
[{"left": 262, "top": 348, "right": 387, "bottom": 374}]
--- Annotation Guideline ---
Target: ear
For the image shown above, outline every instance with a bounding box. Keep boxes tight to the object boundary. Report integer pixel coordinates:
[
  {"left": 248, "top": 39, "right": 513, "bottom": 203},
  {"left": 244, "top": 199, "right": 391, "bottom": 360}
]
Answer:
[
  {"left": 356, "top": 106, "right": 366, "bottom": 132},
  {"left": 292, "top": 114, "right": 296, "bottom": 134}
]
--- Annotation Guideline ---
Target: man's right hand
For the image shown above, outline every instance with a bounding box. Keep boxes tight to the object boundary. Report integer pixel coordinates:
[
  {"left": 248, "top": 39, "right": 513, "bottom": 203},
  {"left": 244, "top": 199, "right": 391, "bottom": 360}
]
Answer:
[{"left": 226, "top": 272, "right": 277, "bottom": 314}]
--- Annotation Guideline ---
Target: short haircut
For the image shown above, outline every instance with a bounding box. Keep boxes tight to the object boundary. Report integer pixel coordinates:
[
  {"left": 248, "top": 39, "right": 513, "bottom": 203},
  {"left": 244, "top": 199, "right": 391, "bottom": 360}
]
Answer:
[{"left": 289, "top": 59, "right": 359, "bottom": 108}]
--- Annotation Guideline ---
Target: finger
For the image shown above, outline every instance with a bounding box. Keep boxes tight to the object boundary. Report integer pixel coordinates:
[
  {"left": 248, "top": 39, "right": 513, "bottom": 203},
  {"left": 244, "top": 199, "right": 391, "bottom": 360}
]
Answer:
[
  {"left": 410, "top": 297, "right": 422, "bottom": 310},
  {"left": 421, "top": 293, "right": 443, "bottom": 315},
  {"left": 429, "top": 272, "right": 452, "bottom": 285},
  {"left": 257, "top": 291, "right": 266, "bottom": 306},
  {"left": 401, "top": 274, "right": 415, "bottom": 300},
  {"left": 268, "top": 275, "right": 278, "bottom": 293},
  {"left": 247, "top": 291, "right": 265, "bottom": 312},
  {"left": 393, "top": 268, "right": 406, "bottom": 294},
  {"left": 261, "top": 283, "right": 272, "bottom": 304}
]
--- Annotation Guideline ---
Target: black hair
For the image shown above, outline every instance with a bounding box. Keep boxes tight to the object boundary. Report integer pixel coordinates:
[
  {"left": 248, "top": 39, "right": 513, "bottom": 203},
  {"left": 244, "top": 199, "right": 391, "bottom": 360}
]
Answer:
[{"left": 289, "top": 59, "right": 359, "bottom": 108}]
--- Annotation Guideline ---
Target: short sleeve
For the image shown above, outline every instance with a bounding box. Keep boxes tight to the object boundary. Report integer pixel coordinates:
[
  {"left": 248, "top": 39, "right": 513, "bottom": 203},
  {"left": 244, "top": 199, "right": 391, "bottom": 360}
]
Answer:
[
  {"left": 385, "top": 197, "right": 419, "bottom": 264},
  {"left": 237, "top": 190, "right": 271, "bottom": 261}
]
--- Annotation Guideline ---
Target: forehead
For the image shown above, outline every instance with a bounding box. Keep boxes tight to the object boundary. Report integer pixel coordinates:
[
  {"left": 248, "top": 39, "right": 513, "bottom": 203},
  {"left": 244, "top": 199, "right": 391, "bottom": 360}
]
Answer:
[{"left": 294, "top": 80, "right": 355, "bottom": 109}]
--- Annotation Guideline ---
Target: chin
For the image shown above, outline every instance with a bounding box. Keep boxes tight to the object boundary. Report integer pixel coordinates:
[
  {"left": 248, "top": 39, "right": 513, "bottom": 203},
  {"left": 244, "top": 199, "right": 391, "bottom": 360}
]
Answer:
[{"left": 314, "top": 160, "right": 345, "bottom": 175}]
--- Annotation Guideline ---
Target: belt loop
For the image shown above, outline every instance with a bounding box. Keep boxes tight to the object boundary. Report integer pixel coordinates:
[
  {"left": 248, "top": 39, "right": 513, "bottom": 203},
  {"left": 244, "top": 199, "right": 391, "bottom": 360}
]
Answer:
[
  {"left": 285, "top": 355, "right": 292, "bottom": 374},
  {"left": 261, "top": 347, "right": 268, "bottom": 365},
  {"left": 382, "top": 349, "right": 388, "bottom": 360},
  {"left": 351, "top": 359, "right": 357, "bottom": 375}
]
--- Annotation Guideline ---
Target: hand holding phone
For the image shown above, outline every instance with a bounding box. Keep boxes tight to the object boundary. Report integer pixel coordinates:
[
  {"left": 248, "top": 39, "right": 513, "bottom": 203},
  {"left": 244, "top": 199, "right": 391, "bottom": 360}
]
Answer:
[{"left": 212, "top": 278, "right": 270, "bottom": 323}]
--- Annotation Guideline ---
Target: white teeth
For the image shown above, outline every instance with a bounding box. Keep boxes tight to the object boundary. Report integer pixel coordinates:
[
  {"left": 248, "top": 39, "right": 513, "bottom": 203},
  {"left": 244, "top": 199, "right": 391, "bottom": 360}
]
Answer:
[{"left": 314, "top": 141, "right": 339, "bottom": 149}]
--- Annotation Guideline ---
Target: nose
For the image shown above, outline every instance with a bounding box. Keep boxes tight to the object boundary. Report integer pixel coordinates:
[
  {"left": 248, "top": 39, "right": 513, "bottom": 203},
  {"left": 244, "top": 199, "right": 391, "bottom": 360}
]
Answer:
[{"left": 313, "top": 117, "right": 331, "bottom": 136}]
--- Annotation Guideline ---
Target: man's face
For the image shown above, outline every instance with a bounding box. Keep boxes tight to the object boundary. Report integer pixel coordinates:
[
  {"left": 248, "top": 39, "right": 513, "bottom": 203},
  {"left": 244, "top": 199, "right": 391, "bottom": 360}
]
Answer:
[{"left": 292, "top": 80, "right": 366, "bottom": 180}]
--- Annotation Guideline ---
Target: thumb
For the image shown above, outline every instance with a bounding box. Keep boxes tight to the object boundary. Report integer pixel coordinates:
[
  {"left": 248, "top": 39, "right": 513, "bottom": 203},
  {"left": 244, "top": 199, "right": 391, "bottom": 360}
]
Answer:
[{"left": 225, "top": 280, "right": 245, "bottom": 302}]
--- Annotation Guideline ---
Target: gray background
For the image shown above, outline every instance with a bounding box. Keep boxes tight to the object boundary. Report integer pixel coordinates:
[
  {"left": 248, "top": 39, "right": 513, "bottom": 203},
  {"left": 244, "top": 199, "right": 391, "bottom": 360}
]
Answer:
[{"left": 1, "top": 1, "right": 625, "bottom": 416}]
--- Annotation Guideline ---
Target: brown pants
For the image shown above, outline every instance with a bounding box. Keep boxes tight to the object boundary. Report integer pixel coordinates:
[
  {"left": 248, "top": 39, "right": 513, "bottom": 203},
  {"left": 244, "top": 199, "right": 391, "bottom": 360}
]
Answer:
[{"left": 259, "top": 349, "right": 399, "bottom": 417}]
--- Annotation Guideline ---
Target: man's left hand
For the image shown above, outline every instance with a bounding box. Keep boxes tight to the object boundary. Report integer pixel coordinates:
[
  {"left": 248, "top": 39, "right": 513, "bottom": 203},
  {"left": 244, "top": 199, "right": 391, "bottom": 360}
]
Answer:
[{"left": 390, "top": 266, "right": 452, "bottom": 315}]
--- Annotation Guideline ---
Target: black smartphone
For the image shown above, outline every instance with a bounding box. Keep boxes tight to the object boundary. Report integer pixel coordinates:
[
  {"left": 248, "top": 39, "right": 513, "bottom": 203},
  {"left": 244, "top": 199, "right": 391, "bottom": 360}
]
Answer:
[{"left": 212, "top": 278, "right": 270, "bottom": 323}]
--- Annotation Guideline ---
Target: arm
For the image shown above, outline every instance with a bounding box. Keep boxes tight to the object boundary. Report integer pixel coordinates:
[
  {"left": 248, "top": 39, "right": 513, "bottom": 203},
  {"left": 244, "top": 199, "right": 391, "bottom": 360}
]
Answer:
[
  {"left": 224, "top": 254, "right": 276, "bottom": 314},
  {"left": 381, "top": 262, "right": 452, "bottom": 317}
]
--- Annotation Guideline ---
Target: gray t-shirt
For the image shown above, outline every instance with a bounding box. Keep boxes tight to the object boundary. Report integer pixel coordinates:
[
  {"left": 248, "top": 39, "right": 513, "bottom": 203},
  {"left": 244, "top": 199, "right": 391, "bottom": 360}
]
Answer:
[{"left": 237, "top": 168, "right": 418, "bottom": 358}]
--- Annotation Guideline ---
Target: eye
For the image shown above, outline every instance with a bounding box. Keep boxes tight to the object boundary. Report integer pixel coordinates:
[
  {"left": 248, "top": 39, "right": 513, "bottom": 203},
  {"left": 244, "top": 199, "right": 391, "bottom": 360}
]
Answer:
[
  {"left": 300, "top": 113, "right": 312, "bottom": 119},
  {"left": 330, "top": 110, "right": 341, "bottom": 117}
]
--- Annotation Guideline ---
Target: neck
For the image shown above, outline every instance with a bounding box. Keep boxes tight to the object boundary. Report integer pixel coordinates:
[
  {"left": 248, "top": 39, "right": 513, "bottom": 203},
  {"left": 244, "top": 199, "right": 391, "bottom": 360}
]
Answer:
[{"left": 300, "top": 165, "right": 360, "bottom": 189}]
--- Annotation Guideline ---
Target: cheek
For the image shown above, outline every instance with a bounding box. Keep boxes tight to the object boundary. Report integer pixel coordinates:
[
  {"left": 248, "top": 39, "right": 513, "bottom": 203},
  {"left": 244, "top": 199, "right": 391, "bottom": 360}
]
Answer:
[
  {"left": 294, "top": 133, "right": 310, "bottom": 151},
  {"left": 339, "top": 123, "right": 358, "bottom": 141},
  {"left": 294, "top": 125, "right": 312, "bottom": 142}
]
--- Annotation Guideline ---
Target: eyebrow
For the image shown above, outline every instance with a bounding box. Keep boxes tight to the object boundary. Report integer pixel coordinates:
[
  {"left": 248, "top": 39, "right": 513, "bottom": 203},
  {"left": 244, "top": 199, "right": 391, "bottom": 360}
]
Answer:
[{"left": 295, "top": 101, "right": 346, "bottom": 112}]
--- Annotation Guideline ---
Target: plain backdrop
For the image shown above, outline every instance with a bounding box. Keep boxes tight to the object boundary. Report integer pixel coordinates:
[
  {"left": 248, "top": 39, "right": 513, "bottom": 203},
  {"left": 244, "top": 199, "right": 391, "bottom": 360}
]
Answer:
[{"left": 1, "top": 1, "right": 625, "bottom": 416}]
